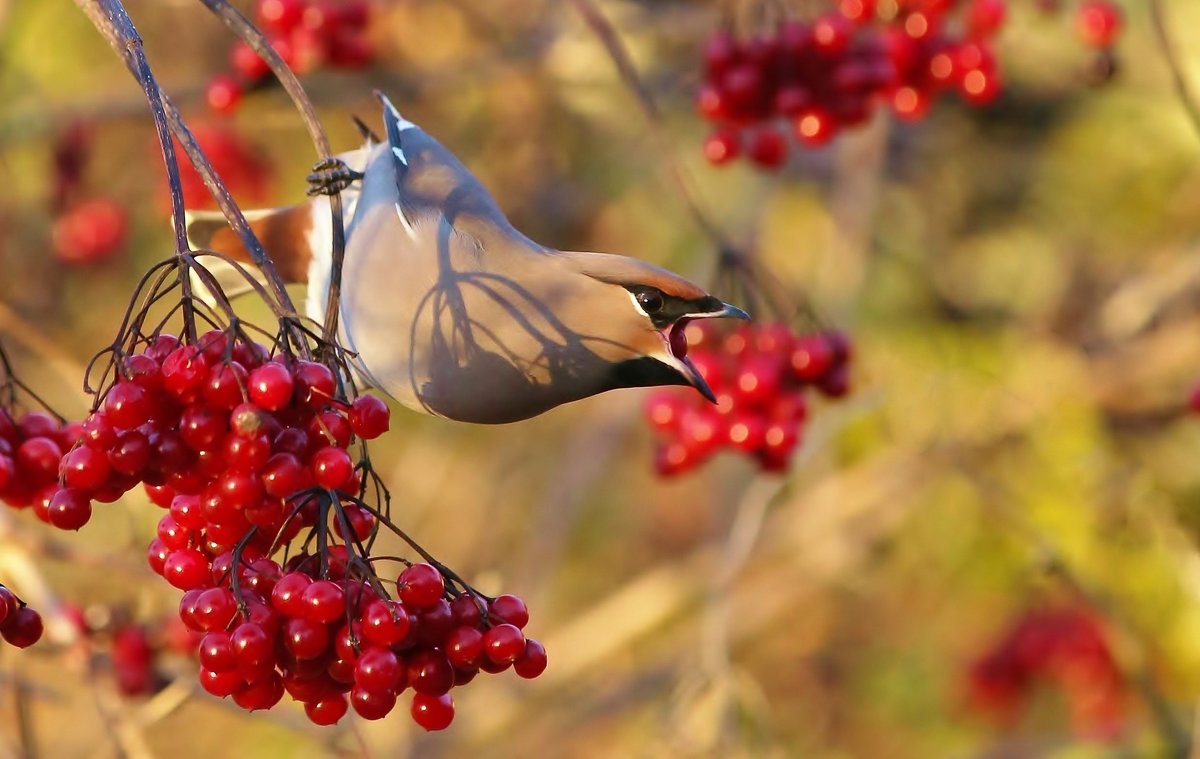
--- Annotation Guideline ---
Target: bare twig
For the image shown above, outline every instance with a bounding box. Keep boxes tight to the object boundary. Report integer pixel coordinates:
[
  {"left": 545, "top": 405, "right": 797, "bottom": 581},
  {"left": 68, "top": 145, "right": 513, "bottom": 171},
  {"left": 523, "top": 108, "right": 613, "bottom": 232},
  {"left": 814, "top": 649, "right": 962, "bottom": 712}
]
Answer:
[
  {"left": 193, "top": 0, "right": 349, "bottom": 354},
  {"left": 567, "top": 0, "right": 738, "bottom": 256},
  {"left": 70, "top": 0, "right": 303, "bottom": 327}
]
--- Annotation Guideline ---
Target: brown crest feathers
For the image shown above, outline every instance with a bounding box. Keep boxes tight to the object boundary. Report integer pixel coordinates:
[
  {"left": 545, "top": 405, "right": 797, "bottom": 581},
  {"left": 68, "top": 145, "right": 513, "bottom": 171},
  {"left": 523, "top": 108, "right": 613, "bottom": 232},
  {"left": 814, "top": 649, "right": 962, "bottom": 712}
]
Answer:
[
  {"left": 184, "top": 205, "right": 315, "bottom": 284},
  {"left": 557, "top": 250, "right": 709, "bottom": 301}
]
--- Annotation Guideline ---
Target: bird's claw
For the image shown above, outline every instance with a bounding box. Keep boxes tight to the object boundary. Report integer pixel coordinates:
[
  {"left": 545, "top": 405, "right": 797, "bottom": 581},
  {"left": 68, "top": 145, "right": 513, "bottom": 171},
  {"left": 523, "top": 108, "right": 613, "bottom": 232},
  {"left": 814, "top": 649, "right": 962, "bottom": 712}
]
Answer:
[{"left": 306, "top": 158, "right": 363, "bottom": 197}]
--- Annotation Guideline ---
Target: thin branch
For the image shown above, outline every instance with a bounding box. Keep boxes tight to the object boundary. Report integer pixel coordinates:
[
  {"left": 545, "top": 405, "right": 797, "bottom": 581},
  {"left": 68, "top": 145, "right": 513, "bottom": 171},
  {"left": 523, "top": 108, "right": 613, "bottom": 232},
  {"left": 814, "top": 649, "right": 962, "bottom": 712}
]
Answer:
[
  {"left": 193, "top": 0, "right": 349, "bottom": 354},
  {"left": 70, "top": 0, "right": 303, "bottom": 329},
  {"left": 567, "top": 0, "right": 737, "bottom": 255},
  {"left": 1149, "top": 0, "right": 1200, "bottom": 143}
]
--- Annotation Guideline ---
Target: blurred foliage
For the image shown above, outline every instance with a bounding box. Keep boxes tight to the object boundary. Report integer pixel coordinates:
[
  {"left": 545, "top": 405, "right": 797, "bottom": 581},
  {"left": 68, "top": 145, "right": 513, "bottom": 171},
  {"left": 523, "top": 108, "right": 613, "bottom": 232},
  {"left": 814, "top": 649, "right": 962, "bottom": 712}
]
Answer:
[{"left": 3, "top": 0, "right": 1200, "bottom": 757}]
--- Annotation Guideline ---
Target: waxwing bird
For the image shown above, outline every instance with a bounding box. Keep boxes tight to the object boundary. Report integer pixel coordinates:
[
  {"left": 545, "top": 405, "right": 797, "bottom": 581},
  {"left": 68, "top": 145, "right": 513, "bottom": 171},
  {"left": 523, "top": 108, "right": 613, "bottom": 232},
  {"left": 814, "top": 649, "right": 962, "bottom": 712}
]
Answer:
[{"left": 185, "top": 93, "right": 749, "bottom": 424}]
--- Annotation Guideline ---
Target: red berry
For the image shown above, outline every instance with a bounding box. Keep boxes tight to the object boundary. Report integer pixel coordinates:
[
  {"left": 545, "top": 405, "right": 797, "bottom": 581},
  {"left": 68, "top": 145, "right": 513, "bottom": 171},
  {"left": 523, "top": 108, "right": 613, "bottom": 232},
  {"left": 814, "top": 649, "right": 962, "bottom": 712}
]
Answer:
[
  {"left": 194, "top": 587, "right": 238, "bottom": 631},
  {"left": 271, "top": 572, "right": 312, "bottom": 617},
  {"left": 410, "top": 692, "right": 455, "bottom": 731},
  {"left": 483, "top": 623, "right": 526, "bottom": 666},
  {"left": 257, "top": 0, "right": 304, "bottom": 32},
  {"left": 294, "top": 361, "right": 336, "bottom": 406},
  {"left": 231, "top": 621, "right": 275, "bottom": 668},
  {"left": 205, "top": 75, "right": 243, "bottom": 114},
  {"left": 513, "top": 639, "right": 548, "bottom": 679},
  {"left": 47, "top": 489, "right": 92, "bottom": 531},
  {"left": 812, "top": 14, "right": 852, "bottom": 57},
  {"left": 311, "top": 446, "right": 354, "bottom": 490},
  {"left": 305, "top": 694, "right": 348, "bottom": 725},
  {"left": 351, "top": 686, "right": 397, "bottom": 720},
  {"left": 354, "top": 646, "right": 404, "bottom": 692},
  {"left": 747, "top": 128, "right": 788, "bottom": 169},
  {"left": 260, "top": 453, "right": 308, "bottom": 498},
  {"left": 348, "top": 395, "right": 390, "bottom": 439},
  {"left": 1076, "top": 1, "right": 1122, "bottom": 48},
  {"left": 445, "top": 626, "right": 484, "bottom": 669},
  {"left": 104, "top": 382, "right": 153, "bottom": 430},
  {"left": 248, "top": 362, "right": 294, "bottom": 411},
  {"left": 284, "top": 617, "right": 331, "bottom": 660},
  {"left": 163, "top": 548, "right": 210, "bottom": 590},
  {"left": 301, "top": 580, "right": 346, "bottom": 624},
  {"left": 199, "top": 631, "right": 237, "bottom": 671},
  {"left": 398, "top": 563, "right": 444, "bottom": 609},
  {"left": 233, "top": 673, "right": 284, "bottom": 711},
  {"left": 231, "top": 41, "right": 271, "bottom": 80},
  {"left": 966, "top": 0, "right": 1007, "bottom": 38},
  {"left": 51, "top": 198, "right": 128, "bottom": 264},
  {"left": 489, "top": 594, "right": 530, "bottom": 629},
  {"left": 61, "top": 446, "right": 110, "bottom": 490},
  {"left": 407, "top": 649, "right": 453, "bottom": 696},
  {"left": 794, "top": 108, "right": 838, "bottom": 147},
  {"left": 703, "top": 130, "right": 740, "bottom": 166},
  {"left": 361, "top": 600, "right": 411, "bottom": 647},
  {"left": 1, "top": 607, "right": 43, "bottom": 648}
]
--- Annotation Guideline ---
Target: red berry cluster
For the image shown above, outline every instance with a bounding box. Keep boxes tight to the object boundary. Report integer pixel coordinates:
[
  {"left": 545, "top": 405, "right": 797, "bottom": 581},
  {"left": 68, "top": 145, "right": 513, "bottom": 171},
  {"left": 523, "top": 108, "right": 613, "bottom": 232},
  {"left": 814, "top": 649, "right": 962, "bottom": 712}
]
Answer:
[
  {"left": 49, "top": 122, "right": 128, "bottom": 266},
  {"left": 966, "top": 606, "right": 1126, "bottom": 739},
  {"left": 644, "top": 321, "right": 851, "bottom": 475},
  {"left": 0, "top": 584, "right": 42, "bottom": 649},
  {"left": 697, "top": 0, "right": 1124, "bottom": 168},
  {"left": 61, "top": 328, "right": 540, "bottom": 727},
  {"left": 206, "top": 0, "right": 374, "bottom": 115},
  {"left": 179, "top": 560, "right": 545, "bottom": 728},
  {"left": 0, "top": 409, "right": 88, "bottom": 525}
]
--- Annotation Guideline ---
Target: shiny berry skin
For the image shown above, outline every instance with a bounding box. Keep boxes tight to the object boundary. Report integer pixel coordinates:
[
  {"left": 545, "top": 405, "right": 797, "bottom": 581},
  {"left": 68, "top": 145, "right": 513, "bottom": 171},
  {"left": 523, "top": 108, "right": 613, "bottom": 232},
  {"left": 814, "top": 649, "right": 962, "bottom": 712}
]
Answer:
[
  {"left": 305, "top": 694, "right": 348, "bottom": 725},
  {"left": 260, "top": 452, "right": 307, "bottom": 499},
  {"left": 311, "top": 447, "right": 354, "bottom": 491},
  {"left": 257, "top": 0, "right": 304, "bottom": 32},
  {"left": 361, "top": 600, "right": 410, "bottom": 647},
  {"left": 411, "top": 692, "right": 455, "bottom": 731},
  {"left": 46, "top": 488, "right": 92, "bottom": 531},
  {"left": 354, "top": 646, "right": 403, "bottom": 692},
  {"left": 271, "top": 572, "right": 312, "bottom": 617},
  {"left": 231, "top": 622, "right": 274, "bottom": 668},
  {"left": 514, "top": 639, "right": 548, "bottom": 679},
  {"left": 351, "top": 686, "right": 397, "bottom": 720},
  {"left": 483, "top": 623, "right": 526, "bottom": 666},
  {"left": 0, "top": 587, "right": 16, "bottom": 627},
  {"left": 1, "top": 607, "right": 43, "bottom": 648},
  {"left": 301, "top": 580, "right": 346, "bottom": 624},
  {"left": 199, "top": 631, "right": 237, "bottom": 671},
  {"left": 398, "top": 563, "right": 444, "bottom": 609},
  {"left": 248, "top": 362, "right": 294, "bottom": 411},
  {"left": 194, "top": 587, "right": 238, "bottom": 631},
  {"left": 294, "top": 361, "right": 336, "bottom": 406},
  {"left": 284, "top": 617, "right": 331, "bottom": 660},
  {"left": 233, "top": 673, "right": 285, "bottom": 711},
  {"left": 407, "top": 649, "right": 453, "bottom": 695},
  {"left": 445, "top": 626, "right": 484, "bottom": 669},
  {"left": 60, "top": 445, "right": 110, "bottom": 490},
  {"left": 104, "top": 381, "right": 154, "bottom": 430},
  {"left": 489, "top": 594, "right": 530, "bottom": 629},
  {"left": 348, "top": 395, "right": 390, "bottom": 439},
  {"left": 163, "top": 549, "right": 210, "bottom": 590}
]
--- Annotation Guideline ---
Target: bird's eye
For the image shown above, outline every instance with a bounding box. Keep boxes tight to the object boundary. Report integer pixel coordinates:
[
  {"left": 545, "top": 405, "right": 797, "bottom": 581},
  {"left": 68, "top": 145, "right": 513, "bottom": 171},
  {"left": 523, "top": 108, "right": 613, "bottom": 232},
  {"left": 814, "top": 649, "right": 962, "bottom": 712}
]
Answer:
[{"left": 636, "top": 290, "right": 664, "bottom": 314}]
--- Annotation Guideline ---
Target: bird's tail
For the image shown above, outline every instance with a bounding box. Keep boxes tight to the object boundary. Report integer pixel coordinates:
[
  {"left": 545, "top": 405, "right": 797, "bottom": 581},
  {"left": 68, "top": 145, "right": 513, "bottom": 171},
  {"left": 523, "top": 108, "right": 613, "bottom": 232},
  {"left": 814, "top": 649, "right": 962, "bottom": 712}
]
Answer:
[{"left": 184, "top": 203, "right": 325, "bottom": 311}]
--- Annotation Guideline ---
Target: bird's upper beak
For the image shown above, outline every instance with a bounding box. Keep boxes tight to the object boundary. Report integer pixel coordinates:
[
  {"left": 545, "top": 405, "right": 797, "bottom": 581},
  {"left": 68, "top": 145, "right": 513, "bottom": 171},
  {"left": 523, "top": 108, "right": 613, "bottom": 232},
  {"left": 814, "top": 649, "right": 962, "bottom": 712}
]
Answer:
[{"left": 663, "top": 299, "right": 751, "bottom": 403}]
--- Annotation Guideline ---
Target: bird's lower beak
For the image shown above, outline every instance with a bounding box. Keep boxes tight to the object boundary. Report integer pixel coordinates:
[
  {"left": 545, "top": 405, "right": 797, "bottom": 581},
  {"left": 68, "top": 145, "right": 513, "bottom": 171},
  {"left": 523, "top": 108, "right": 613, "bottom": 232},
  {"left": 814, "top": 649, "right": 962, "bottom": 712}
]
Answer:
[{"left": 680, "top": 355, "right": 717, "bottom": 403}]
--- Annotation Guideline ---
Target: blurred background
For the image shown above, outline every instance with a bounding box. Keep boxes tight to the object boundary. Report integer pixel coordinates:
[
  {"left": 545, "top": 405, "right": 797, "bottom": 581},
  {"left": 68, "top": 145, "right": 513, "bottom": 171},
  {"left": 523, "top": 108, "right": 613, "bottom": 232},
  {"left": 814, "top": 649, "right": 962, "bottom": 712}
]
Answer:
[{"left": 3, "top": 0, "right": 1200, "bottom": 756}]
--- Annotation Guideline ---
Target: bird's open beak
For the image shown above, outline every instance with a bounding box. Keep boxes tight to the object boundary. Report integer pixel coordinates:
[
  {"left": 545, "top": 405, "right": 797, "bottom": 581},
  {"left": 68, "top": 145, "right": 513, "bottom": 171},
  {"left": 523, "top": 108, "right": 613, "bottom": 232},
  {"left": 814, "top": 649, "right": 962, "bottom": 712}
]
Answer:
[{"left": 664, "top": 299, "right": 750, "bottom": 403}]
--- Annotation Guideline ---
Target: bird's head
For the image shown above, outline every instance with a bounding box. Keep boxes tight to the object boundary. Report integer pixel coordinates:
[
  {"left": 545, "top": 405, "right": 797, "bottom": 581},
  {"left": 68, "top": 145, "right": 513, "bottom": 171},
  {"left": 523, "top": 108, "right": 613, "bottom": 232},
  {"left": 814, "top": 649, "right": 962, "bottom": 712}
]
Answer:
[{"left": 556, "top": 250, "right": 749, "bottom": 402}]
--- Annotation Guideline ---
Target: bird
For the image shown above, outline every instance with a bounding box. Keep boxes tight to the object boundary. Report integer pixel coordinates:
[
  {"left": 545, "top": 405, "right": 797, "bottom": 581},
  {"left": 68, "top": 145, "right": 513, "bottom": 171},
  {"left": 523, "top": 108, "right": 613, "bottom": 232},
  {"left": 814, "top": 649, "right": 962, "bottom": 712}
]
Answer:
[{"left": 185, "top": 93, "right": 749, "bottom": 424}]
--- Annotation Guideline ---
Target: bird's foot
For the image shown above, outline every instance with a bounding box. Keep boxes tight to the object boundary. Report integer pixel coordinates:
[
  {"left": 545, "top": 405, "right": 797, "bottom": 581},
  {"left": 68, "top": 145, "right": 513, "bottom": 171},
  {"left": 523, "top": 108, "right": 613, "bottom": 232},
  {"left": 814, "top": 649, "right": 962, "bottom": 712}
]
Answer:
[{"left": 306, "top": 158, "right": 364, "bottom": 197}]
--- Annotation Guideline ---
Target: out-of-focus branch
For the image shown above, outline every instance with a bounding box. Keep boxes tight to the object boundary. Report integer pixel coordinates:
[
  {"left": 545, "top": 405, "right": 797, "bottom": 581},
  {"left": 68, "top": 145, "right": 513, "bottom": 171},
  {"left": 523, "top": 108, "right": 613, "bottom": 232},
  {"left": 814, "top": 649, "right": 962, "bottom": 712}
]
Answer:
[
  {"left": 70, "top": 0, "right": 303, "bottom": 329},
  {"left": 1149, "top": 0, "right": 1200, "bottom": 143},
  {"left": 567, "top": 0, "right": 738, "bottom": 256}
]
